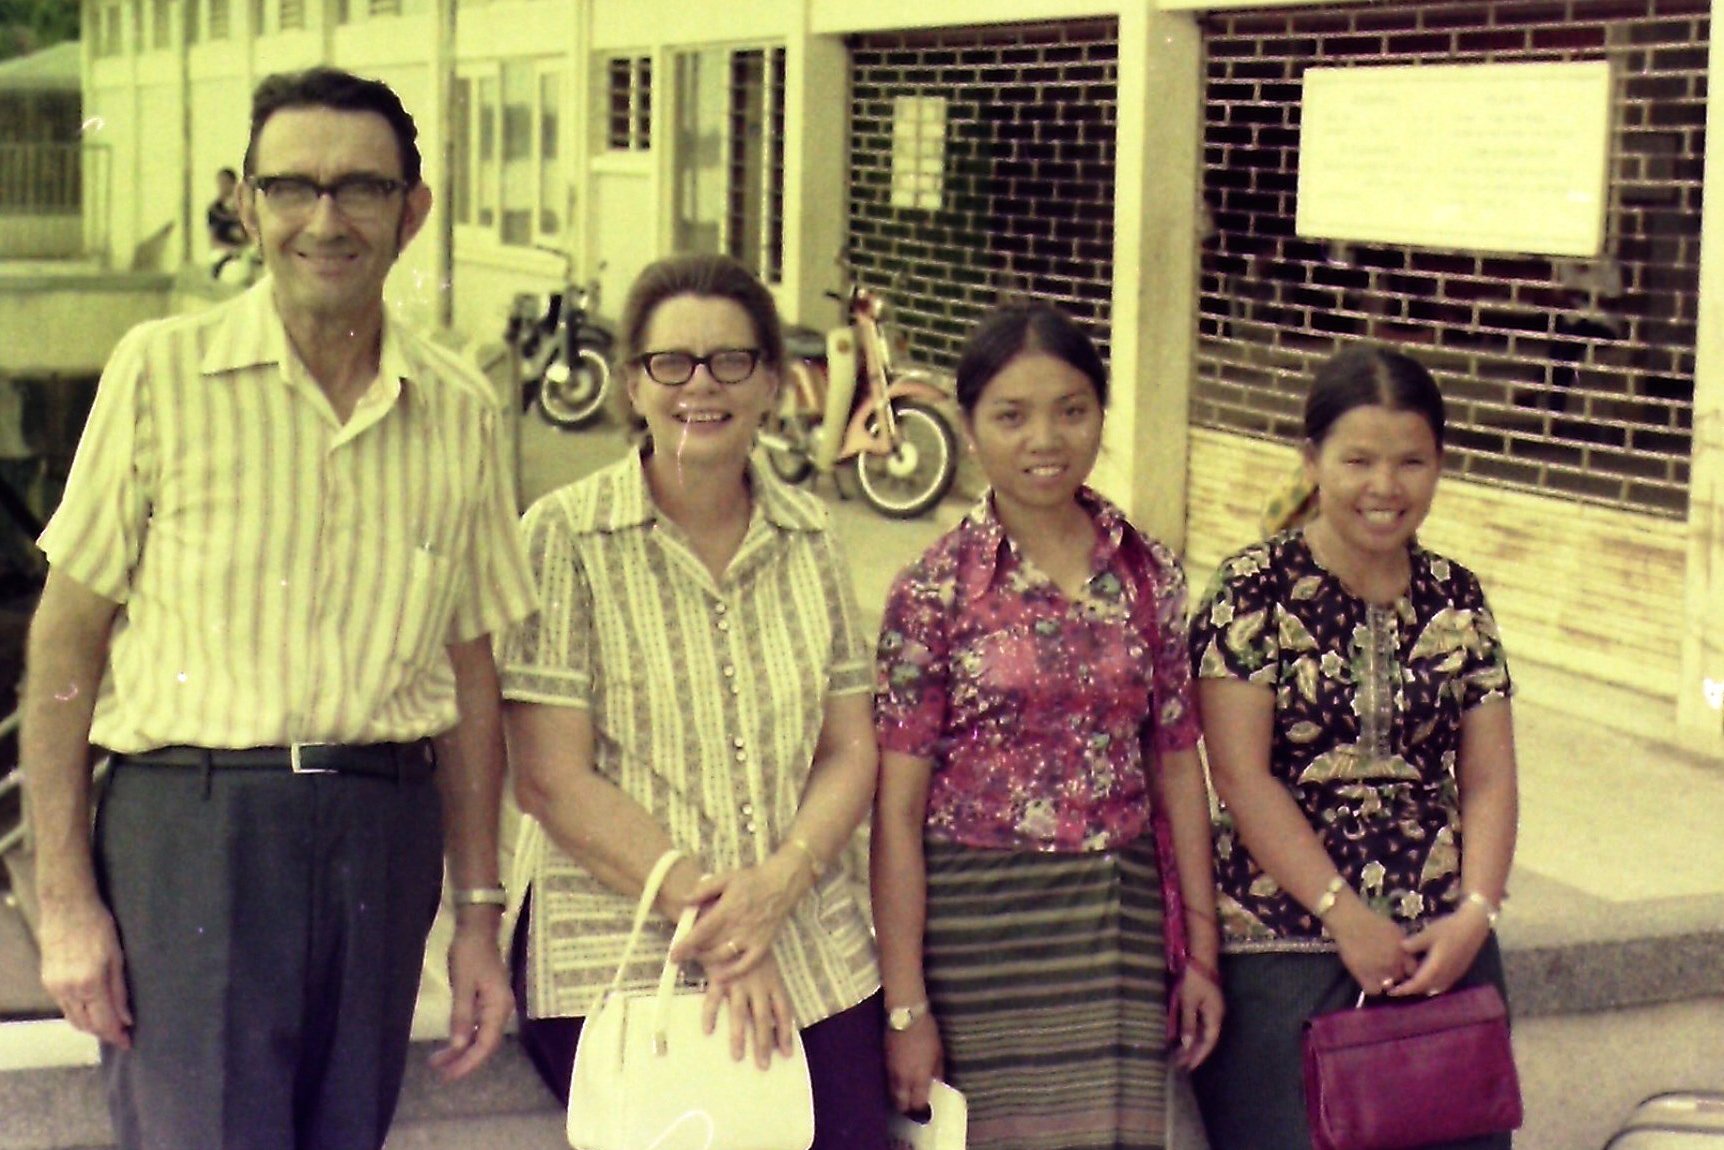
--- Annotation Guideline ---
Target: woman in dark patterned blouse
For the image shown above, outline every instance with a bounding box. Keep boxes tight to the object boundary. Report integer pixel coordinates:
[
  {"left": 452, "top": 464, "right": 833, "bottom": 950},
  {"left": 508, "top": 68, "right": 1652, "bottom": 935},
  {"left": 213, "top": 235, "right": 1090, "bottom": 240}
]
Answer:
[
  {"left": 1188, "top": 346, "right": 1519, "bottom": 1150},
  {"left": 873, "top": 305, "right": 1223, "bottom": 1150}
]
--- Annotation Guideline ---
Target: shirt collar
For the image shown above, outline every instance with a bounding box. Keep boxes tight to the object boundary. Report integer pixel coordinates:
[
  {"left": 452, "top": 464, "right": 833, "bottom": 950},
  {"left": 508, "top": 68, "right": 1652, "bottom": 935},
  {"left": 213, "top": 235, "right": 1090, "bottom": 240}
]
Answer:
[
  {"left": 598, "top": 443, "right": 827, "bottom": 534},
  {"left": 198, "top": 276, "right": 424, "bottom": 410},
  {"left": 955, "top": 485, "right": 1128, "bottom": 605}
]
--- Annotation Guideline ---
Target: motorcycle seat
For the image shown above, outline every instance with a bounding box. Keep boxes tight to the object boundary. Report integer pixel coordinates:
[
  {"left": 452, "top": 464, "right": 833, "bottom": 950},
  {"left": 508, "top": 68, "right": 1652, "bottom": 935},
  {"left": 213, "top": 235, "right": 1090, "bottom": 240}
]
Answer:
[{"left": 783, "top": 326, "right": 828, "bottom": 360}]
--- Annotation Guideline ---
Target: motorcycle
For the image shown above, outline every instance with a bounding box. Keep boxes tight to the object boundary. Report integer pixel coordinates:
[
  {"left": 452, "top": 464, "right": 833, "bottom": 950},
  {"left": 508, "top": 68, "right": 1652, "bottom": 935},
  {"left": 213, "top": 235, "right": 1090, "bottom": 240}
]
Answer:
[
  {"left": 505, "top": 254, "right": 614, "bottom": 429},
  {"left": 760, "top": 277, "right": 958, "bottom": 519}
]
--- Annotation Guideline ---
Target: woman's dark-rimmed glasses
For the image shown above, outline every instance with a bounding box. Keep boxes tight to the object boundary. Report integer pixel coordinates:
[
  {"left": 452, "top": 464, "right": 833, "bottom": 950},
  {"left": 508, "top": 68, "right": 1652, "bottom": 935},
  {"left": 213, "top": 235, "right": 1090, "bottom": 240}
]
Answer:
[{"left": 636, "top": 349, "right": 763, "bottom": 386}]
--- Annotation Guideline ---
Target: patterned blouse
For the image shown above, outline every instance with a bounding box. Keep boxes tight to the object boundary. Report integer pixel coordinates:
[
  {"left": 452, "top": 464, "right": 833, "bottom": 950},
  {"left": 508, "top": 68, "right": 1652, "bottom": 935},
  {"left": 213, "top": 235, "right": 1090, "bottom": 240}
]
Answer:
[
  {"left": 874, "top": 489, "right": 1200, "bottom": 853},
  {"left": 1188, "top": 529, "right": 1513, "bottom": 952},
  {"left": 499, "top": 449, "right": 880, "bottom": 1025}
]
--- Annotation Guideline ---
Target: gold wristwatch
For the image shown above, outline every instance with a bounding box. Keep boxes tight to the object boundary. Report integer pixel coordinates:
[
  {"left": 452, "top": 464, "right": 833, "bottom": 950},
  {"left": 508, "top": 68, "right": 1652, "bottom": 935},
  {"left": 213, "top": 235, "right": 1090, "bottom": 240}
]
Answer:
[{"left": 886, "top": 1000, "right": 929, "bottom": 1031}]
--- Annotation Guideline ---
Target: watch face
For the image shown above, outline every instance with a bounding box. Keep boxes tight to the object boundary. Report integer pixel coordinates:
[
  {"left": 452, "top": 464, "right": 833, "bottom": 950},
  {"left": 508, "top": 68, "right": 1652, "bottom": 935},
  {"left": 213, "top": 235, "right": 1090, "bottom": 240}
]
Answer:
[{"left": 888, "top": 1009, "right": 912, "bottom": 1031}]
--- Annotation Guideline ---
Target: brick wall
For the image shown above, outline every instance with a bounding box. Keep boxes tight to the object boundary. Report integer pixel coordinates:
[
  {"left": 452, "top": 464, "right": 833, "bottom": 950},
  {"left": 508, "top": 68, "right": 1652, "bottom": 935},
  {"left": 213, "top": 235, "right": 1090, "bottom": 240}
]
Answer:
[
  {"left": 846, "top": 21, "right": 1119, "bottom": 371},
  {"left": 1196, "top": 0, "right": 1707, "bottom": 516}
]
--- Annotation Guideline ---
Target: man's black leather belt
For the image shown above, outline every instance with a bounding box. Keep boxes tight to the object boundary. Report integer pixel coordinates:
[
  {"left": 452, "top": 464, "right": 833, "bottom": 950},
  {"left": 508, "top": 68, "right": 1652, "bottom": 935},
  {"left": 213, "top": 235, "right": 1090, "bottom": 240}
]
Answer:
[{"left": 114, "top": 740, "right": 435, "bottom": 782}]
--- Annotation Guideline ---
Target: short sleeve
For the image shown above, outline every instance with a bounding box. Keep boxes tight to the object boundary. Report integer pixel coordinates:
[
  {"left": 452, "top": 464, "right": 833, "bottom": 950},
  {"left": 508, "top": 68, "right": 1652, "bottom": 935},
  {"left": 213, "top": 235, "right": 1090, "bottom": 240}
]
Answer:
[
  {"left": 819, "top": 529, "right": 872, "bottom": 697},
  {"left": 872, "top": 558, "right": 951, "bottom": 758},
  {"left": 1146, "top": 549, "right": 1200, "bottom": 752},
  {"left": 1188, "top": 546, "right": 1282, "bottom": 689},
  {"left": 448, "top": 402, "right": 538, "bottom": 643},
  {"left": 37, "top": 323, "right": 155, "bottom": 603},
  {"left": 497, "top": 494, "right": 592, "bottom": 706},
  {"left": 1456, "top": 571, "right": 1514, "bottom": 710}
]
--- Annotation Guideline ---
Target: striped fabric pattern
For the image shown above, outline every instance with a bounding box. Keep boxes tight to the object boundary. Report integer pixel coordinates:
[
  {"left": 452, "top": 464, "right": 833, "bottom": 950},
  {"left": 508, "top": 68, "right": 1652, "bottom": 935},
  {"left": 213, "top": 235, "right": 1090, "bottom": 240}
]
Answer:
[
  {"left": 923, "top": 838, "right": 1169, "bottom": 1150},
  {"left": 38, "top": 278, "right": 536, "bottom": 750},
  {"left": 500, "top": 449, "right": 880, "bottom": 1027}
]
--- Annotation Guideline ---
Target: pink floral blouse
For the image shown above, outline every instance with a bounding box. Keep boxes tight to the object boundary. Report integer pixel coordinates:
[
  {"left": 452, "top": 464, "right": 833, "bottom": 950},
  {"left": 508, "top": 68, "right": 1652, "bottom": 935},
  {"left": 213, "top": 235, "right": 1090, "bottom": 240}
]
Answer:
[{"left": 874, "top": 490, "right": 1200, "bottom": 852}]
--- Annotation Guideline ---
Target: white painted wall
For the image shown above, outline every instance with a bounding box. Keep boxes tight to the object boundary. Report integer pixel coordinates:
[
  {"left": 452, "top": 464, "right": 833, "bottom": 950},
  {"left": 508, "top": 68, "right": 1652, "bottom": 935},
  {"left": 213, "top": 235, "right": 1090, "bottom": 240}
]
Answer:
[{"left": 808, "top": 0, "right": 1120, "bottom": 35}]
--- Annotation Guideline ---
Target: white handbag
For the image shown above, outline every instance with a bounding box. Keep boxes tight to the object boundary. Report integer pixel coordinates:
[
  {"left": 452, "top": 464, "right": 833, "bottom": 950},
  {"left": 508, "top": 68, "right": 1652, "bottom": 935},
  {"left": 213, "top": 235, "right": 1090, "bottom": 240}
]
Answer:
[{"left": 566, "top": 848, "right": 816, "bottom": 1150}]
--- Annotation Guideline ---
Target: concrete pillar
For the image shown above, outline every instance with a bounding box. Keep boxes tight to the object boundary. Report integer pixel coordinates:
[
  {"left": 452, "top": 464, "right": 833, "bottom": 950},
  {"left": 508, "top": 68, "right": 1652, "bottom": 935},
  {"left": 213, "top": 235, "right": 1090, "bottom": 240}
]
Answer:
[
  {"left": 782, "top": 20, "right": 849, "bottom": 327},
  {"left": 1678, "top": 0, "right": 1724, "bottom": 745},
  {"left": 1099, "top": 4, "right": 1203, "bottom": 551}
]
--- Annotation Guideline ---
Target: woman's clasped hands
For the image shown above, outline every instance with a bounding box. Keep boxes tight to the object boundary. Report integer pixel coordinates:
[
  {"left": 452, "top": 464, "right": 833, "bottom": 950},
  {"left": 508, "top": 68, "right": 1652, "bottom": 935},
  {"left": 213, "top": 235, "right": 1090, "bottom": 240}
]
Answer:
[
  {"left": 671, "top": 853, "right": 811, "bottom": 1067},
  {"left": 1330, "top": 895, "right": 1492, "bottom": 998}
]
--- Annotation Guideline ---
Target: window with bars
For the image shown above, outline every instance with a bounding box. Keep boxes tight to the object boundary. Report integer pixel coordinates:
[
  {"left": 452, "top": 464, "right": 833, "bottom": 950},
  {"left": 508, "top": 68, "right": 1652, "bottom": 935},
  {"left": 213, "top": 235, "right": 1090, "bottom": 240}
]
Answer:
[
  {"left": 337, "top": 0, "right": 425, "bottom": 20},
  {"left": 206, "top": 0, "right": 229, "bottom": 39},
  {"left": 454, "top": 60, "right": 565, "bottom": 247},
  {"left": 670, "top": 45, "right": 785, "bottom": 285},
  {"left": 1194, "top": 0, "right": 1706, "bottom": 517},
  {"left": 151, "top": 0, "right": 173, "bottom": 50},
  {"left": 606, "top": 56, "right": 652, "bottom": 152},
  {"left": 279, "top": 0, "right": 303, "bottom": 28},
  {"left": 93, "top": 1, "right": 124, "bottom": 56},
  {"left": 727, "top": 48, "right": 785, "bottom": 284}
]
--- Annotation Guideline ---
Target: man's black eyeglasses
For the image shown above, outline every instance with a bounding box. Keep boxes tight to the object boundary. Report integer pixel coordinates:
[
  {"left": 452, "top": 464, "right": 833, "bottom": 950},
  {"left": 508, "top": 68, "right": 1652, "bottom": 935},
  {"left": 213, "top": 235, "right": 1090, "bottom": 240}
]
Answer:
[
  {"left": 636, "top": 349, "right": 763, "bottom": 386},
  {"left": 250, "top": 175, "right": 408, "bottom": 219}
]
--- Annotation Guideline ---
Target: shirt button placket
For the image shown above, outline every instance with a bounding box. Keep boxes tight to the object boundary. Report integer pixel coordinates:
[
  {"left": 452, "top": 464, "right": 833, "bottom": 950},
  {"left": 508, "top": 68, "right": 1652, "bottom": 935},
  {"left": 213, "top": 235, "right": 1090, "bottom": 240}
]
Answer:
[{"left": 717, "top": 597, "right": 753, "bottom": 855}]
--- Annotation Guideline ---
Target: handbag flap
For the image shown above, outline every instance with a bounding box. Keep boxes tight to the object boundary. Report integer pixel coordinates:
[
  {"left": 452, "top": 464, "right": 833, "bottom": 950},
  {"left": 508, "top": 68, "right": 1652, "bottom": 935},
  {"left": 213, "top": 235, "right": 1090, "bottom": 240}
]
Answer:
[{"left": 1304, "top": 985, "right": 1507, "bottom": 1052}]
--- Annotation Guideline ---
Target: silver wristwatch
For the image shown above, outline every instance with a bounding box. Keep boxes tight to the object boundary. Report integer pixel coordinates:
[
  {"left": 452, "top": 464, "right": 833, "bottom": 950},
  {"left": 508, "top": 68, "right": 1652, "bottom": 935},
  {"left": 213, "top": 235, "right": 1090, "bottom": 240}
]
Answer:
[{"left": 886, "top": 1000, "right": 930, "bottom": 1031}]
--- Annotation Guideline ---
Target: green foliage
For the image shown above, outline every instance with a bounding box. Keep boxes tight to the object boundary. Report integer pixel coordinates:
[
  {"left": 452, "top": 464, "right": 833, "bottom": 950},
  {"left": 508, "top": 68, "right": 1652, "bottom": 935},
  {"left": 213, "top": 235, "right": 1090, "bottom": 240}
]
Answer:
[{"left": 0, "top": 0, "right": 81, "bottom": 61}]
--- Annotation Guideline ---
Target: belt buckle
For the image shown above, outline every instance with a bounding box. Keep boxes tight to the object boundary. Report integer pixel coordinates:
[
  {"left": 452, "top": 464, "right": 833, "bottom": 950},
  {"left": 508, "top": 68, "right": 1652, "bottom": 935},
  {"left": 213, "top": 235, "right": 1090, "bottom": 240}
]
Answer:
[{"left": 289, "top": 742, "right": 335, "bottom": 775}]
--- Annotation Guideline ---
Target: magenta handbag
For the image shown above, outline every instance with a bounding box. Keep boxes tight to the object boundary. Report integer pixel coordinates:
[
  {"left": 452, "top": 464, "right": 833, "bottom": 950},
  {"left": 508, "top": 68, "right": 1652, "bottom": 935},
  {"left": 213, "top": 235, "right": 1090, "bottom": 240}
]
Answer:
[{"left": 1302, "top": 984, "right": 1523, "bottom": 1150}]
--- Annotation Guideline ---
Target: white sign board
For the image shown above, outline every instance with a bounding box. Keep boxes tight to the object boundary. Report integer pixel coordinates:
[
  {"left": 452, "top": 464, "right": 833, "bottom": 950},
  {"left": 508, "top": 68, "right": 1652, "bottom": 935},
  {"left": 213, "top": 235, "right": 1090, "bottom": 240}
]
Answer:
[{"left": 1296, "top": 61, "right": 1612, "bottom": 257}]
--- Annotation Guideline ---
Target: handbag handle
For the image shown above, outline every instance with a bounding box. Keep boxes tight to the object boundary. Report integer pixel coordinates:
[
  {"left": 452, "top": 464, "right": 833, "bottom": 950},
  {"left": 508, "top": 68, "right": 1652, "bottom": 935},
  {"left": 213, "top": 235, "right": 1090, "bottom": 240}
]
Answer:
[
  {"left": 587, "top": 847, "right": 685, "bottom": 1015},
  {"left": 647, "top": 904, "right": 703, "bottom": 1054}
]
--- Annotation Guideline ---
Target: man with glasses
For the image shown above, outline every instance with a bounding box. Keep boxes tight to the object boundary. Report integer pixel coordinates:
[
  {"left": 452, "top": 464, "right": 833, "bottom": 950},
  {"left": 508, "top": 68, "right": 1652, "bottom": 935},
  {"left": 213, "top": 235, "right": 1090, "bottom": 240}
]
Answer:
[{"left": 23, "top": 67, "right": 536, "bottom": 1150}]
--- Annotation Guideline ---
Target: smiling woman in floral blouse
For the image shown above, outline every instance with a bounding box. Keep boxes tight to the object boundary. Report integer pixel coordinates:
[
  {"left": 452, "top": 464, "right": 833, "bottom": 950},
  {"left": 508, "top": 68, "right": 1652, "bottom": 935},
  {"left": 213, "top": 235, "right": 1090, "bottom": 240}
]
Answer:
[
  {"left": 1187, "top": 345, "right": 1519, "bottom": 1150},
  {"left": 873, "top": 304, "right": 1223, "bottom": 1150}
]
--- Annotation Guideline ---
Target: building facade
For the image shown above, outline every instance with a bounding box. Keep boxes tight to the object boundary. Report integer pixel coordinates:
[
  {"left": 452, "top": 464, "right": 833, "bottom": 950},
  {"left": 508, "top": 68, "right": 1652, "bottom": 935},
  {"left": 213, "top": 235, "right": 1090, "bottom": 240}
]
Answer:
[{"left": 77, "top": 0, "right": 1724, "bottom": 749}]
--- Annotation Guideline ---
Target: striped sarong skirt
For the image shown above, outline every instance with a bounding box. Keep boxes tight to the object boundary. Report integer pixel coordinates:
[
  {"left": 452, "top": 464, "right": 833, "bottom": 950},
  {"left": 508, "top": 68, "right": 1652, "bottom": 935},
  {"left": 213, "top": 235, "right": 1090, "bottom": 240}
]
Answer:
[{"left": 922, "top": 835, "right": 1168, "bottom": 1150}]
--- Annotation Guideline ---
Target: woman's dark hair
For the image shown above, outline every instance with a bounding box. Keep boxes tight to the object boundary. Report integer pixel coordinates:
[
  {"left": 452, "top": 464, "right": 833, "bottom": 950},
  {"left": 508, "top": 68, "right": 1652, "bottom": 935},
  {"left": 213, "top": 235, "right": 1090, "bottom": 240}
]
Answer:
[
  {"left": 615, "top": 253, "right": 784, "bottom": 432},
  {"left": 617, "top": 253, "right": 784, "bottom": 370},
  {"left": 243, "top": 67, "right": 423, "bottom": 187},
  {"left": 1305, "top": 344, "right": 1446, "bottom": 451},
  {"left": 952, "top": 304, "right": 1109, "bottom": 415}
]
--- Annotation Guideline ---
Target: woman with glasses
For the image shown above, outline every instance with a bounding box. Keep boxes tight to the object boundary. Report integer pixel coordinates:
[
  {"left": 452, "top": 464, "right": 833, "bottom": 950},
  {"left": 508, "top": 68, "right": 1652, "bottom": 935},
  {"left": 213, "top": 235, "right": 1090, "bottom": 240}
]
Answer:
[{"left": 499, "top": 253, "right": 891, "bottom": 1147}]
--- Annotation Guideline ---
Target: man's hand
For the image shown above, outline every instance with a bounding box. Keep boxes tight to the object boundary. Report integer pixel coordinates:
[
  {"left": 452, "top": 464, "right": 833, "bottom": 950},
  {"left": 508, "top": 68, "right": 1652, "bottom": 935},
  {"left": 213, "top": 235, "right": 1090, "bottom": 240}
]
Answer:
[
  {"left": 429, "top": 913, "right": 513, "bottom": 1081},
  {"left": 38, "top": 895, "right": 132, "bottom": 1049}
]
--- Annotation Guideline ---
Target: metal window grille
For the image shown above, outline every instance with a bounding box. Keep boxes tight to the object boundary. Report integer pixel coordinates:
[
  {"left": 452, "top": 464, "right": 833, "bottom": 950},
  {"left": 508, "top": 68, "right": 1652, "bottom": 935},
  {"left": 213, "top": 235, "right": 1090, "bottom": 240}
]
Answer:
[
  {"left": 207, "top": 0, "right": 229, "bottom": 39},
  {"left": 151, "top": 0, "right": 171, "bottom": 49},
  {"left": 606, "top": 56, "right": 651, "bottom": 151},
  {"left": 95, "top": 2, "right": 124, "bottom": 56},
  {"left": 452, "top": 75, "right": 473, "bottom": 225},
  {"left": 1194, "top": 0, "right": 1706, "bottom": 516},
  {"left": 847, "top": 20, "right": 1121, "bottom": 371},
  {"left": 279, "top": 0, "right": 303, "bottom": 29},
  {"left": 725, "top": 47, "right": 785, "bottom": 284}
]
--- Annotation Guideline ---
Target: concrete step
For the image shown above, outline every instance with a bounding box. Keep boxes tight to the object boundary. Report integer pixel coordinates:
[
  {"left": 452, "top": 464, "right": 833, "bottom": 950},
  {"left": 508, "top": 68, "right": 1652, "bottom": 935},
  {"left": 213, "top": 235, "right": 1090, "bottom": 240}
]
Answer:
[
  {"left": 0, "top": 900, "right": 50, "bottom": 1019},
  {"left": 0, "top": 1036, "right": 563, "bottom": 1150},
  {"left": 0, "top": 847, "right": 51, "bottom": 1021}
]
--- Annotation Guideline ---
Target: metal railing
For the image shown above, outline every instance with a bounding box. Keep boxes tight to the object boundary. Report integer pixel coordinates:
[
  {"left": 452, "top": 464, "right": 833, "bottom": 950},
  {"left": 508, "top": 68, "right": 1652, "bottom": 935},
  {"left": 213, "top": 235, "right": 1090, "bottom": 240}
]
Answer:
[
  {"left": 0, "top": 143, "right": 80, "bottom": 215},
  {"left": 0, "top": 142, "right": 111, "bottom": 262},
  {"left": 0, "top": 708, "right": 26, "bottom": 859}
]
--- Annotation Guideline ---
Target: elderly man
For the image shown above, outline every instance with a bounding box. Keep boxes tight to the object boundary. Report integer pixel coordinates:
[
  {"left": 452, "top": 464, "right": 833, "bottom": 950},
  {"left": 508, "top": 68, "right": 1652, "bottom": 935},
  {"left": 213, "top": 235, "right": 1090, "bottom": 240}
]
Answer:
[{"left": 22, "top": 67, "right": 535, "bottom": 1150}]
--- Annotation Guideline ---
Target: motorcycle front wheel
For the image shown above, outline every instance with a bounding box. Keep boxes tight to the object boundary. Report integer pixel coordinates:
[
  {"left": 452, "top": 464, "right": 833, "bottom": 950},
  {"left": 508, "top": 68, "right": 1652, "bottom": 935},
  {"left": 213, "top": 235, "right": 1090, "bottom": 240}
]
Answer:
[
  {"left": 853, "top": 399, "right": 957, "bottom": 519},
  {"left": 536, "top": 345, "right": 611, "bottom": 429}
]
